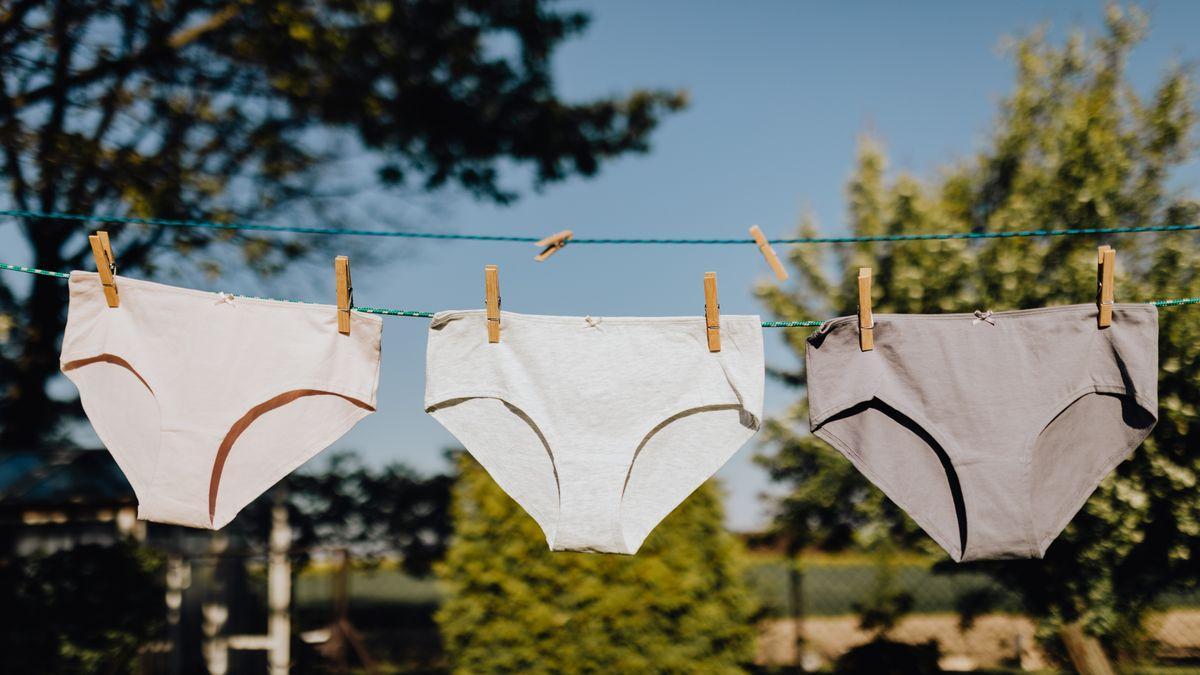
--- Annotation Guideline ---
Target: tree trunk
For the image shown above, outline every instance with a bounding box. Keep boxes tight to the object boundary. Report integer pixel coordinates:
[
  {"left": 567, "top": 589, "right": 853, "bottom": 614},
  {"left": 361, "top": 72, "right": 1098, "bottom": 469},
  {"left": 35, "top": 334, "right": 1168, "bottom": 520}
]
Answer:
[{"left": 1, "top": 260, "right": 70, "bottom": 447}]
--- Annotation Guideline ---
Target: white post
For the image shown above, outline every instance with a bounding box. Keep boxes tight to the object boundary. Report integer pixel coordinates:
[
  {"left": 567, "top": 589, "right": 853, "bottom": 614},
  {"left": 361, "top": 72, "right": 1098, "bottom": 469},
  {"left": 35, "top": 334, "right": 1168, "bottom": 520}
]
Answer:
[
  {"left": 268, "top": 500, "right": 292, "bottom": 674},
  {"left": 201, "top": 603, "right": 229, "bottom": 675},
  {"left": 165, "top": 555, "right": 191, "bottom": 675}
]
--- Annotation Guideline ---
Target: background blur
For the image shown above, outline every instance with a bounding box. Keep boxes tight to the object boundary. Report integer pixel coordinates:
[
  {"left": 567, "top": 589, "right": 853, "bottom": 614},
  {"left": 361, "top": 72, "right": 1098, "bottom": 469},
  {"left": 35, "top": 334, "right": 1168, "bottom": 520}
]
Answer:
[{"left": 2, "top": 1, "right": 1199, "bottom": 673}]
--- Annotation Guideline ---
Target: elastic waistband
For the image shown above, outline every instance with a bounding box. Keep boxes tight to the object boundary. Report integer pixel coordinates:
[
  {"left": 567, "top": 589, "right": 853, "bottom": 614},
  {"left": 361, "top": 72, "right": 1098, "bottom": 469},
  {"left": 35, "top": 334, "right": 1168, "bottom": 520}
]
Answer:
[
  {"left": 432, "top": 309, "right": 762, "bottom": 327},
  {"left": 818, "top": 302, "right": 1155, "bottom": 331},
  {"left": 70, "top": 270, "right": 384, "bottom": 324}
]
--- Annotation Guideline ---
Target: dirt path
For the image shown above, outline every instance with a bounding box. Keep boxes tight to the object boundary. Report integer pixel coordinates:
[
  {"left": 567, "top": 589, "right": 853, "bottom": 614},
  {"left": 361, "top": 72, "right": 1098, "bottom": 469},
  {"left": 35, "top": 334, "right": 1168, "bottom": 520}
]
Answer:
[{"left": 757, "top": 609, "right": 1200, "bottom": 671}]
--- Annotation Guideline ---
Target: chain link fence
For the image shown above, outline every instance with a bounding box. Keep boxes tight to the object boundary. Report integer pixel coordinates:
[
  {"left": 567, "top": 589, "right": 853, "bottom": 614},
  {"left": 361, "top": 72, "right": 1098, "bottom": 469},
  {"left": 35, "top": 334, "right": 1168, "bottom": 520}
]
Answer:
[{"left": 745, "top": 554, "right": 1200, "bottom": 672}]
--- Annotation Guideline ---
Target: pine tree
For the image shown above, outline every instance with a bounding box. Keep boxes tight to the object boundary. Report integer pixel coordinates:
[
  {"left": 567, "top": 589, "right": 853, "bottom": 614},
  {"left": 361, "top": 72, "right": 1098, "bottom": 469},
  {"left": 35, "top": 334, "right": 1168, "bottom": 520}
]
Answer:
[
  {"left": 758, "top": 4, "right": 1200, "bottom": 649},
  {"left": 436, "top": 454, "right": 757, "bottom": 674}
]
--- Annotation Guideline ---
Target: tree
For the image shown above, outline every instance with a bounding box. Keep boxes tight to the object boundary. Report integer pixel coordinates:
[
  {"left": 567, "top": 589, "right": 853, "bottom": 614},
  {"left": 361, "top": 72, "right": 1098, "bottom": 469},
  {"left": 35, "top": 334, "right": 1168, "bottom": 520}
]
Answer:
[
  {"left": 436, "top": 454, "right": 757, "bottom": 674},
  {"left": 0, "top": 0, "right": 686, "bottom": 446},
  {"left": 232, "top": 451, "right": 453, "bottom": 576},
  {"left": 758, "top": 4, "right": 1200, "bottom": 652},
  {"left": 0, "top": 542, "right": 164, "bottom": 672}
]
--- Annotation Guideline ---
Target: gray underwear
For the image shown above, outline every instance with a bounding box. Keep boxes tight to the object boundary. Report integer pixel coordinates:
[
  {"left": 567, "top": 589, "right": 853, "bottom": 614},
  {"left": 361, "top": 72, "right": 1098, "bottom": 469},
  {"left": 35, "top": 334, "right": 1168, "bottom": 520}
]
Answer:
[{"left": 805, "top": 304, "right": 1158, "bottom": 561}]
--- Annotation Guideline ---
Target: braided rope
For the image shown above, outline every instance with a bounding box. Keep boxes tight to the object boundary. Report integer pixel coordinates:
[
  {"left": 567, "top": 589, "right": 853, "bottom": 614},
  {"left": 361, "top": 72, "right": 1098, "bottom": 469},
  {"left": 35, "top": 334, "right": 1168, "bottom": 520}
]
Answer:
[
  {"left": 4, "top": 208, "right": 1199, "bottom": 245},
  {"left": 2, "top": 262, "right": 1196, "bottom": 326}
]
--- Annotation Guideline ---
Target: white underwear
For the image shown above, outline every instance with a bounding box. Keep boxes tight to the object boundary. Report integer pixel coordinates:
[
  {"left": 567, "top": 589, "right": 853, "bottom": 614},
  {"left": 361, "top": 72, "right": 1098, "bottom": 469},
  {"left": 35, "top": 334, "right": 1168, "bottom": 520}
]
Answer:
[
  {"left": 424, "top": 310, "right": 764, "bottom": 554},
  {"left": 60, "top": 271, "right": 382, "bottom": 529}
]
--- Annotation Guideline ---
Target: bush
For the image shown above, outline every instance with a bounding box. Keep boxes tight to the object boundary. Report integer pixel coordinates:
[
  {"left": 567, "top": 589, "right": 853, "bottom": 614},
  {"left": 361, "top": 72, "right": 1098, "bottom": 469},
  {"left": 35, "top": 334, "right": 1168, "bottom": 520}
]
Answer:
[
  {"left": 0, "top": 542, "right": 164, "bottom": 673},
  {"left": 834, "top": 638, "right": 941, "bottom": 675},
  {"left": 436, "top": 454, "right": 757, "bottom": 674}
]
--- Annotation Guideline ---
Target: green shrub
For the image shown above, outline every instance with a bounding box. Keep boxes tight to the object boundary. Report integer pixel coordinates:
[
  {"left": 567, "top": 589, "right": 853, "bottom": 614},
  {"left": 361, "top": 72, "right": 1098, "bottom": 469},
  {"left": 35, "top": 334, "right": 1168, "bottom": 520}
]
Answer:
[{"left": 436, "top": 454, "right": 757, "bottom": 674}]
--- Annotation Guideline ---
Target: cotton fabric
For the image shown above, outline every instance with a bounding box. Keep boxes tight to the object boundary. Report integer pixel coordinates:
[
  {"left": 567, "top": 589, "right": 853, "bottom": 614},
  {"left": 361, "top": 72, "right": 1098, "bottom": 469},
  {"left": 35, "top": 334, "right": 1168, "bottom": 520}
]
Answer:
[
  {"left": 425, "top": 310, "right": 764, "bottom": 554},
  {"left": 61, "top": 271, "right": 382, "bottom": 529},
  {"left": 806, "top": 303, "right": 1158, "bottom": 561}
]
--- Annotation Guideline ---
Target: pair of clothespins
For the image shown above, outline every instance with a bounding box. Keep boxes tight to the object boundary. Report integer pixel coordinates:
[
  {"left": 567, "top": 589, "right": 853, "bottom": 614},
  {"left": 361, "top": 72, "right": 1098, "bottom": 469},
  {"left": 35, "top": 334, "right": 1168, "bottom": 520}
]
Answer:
[
  {"left": 532, "top": 226, "right": 789, "bottom": 283},
  {"left": 482, "top": 263, "right": 723, "bottom": 352},
  {"left": 854, "top": 245, "right": 1118, "bottom": 351},
  {"left": 87, "top": 230, "right": 360, "bottom": 335}
]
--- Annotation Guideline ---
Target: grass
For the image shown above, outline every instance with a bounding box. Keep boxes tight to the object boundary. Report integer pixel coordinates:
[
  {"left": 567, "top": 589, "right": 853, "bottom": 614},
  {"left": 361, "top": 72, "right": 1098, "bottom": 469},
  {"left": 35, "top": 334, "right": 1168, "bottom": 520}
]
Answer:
[
  {"left": 295, "top": 564, "right": 441, "bottom": 608},
  {"left": 292, "top": 553, "right": 1199, "bottom": 620},
  {"left": 742, "top": 554, "right": 1022, "bottom": 617}
]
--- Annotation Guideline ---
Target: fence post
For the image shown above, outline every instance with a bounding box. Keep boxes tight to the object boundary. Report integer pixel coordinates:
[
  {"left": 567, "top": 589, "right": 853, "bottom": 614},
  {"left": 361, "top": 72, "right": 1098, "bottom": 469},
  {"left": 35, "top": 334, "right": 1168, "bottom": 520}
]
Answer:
[
  {"left": 1060, "top": 623, "right": 1116, "bottom": 675},
  {"left": 165, "top": 554, "right": 191, "bottom": 675},
  {"left": 268, "top": 497, "right": 292, "bottom": 675},
  {"left": 790, "top": 552, "right": 805, "bottom": 672}
]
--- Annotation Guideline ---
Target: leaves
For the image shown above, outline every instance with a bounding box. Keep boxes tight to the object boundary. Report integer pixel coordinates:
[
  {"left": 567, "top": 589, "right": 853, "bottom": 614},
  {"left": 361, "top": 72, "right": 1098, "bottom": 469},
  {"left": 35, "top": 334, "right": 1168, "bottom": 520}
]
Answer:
[
  {"left": 758, "top": 4, "right": 1200, "bottom": 645},
  {"left": 0, "top": 0, "right": 685, "bottom": 447},
  {"left": 230, "top": 451, "right": 453, "bottom": 576},
  {"left": 0, "top": 542, "right": 165, "bottom": 672},
  {"left": 435, "top": 455, "right": 757, "bottom": 675}
]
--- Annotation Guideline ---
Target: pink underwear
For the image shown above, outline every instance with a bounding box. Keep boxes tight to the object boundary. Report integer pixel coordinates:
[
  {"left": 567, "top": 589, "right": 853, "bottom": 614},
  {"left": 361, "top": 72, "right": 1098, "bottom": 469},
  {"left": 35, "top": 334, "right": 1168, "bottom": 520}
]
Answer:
[{"left": 60, "top": 272, "right": 382, "bottom": 529}]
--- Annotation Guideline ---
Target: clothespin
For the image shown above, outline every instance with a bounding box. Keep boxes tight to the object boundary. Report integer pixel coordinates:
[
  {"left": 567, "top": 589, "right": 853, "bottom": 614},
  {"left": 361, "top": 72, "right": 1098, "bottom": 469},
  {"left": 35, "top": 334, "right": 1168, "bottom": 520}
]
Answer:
[
  {"left": 749, "top": 225, "right": 788, "bottom": 281},
  {"left": 1097, "top": 245, "right": 1116, "bottom": 328},
  {"left": 335, "top": 255, "right": 352, "bottom": 335},
  {"left": 535, "top": 230, "right": 573, "bottom": 262},
  {"left": 485, "top": 264, "right": 501, "bottom": 343},
  {"left": 88, "top": 230, "right": 119, "bottom": 307},
  {"left": 858, "top": 268, "right": 874, "bottom": 351},
  {"left": 704, "top": 272, "right": 721, "bottom": 352}
]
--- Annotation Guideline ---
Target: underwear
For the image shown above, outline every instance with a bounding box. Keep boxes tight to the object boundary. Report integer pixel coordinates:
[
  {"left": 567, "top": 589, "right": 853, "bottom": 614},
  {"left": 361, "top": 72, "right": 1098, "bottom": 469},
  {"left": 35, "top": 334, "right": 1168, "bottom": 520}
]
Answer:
[
  {"left": 806, "top": 304, "right": 1158, "bottom": 561},
  {"left": 60, "top": 271, "right": 382, "bottom": 529},
  {"left": 424, "top": 311, "right": 764, "bottom": 554}
]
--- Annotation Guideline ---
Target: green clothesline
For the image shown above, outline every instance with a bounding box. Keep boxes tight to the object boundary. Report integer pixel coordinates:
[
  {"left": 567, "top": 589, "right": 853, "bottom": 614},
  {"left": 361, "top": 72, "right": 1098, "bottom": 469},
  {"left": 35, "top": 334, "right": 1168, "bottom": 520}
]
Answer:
[
  {"left": 2, "top": 262, "right": 1197, "bottom": 327},
  {"left": 3, "top": 208, "right": 1200, "bottom": 245}
]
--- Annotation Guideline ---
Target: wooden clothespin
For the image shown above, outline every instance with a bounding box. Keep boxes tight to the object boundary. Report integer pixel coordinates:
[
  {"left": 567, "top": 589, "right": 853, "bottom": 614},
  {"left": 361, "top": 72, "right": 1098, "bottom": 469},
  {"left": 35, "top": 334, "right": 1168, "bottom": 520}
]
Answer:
[
  {"left": 858, "top": 268, "right": 874, "bottom": 351},
  {"left": 335, "top": 255, "right": 352, "bottom": 335},
  {"left": 1097, "top": 245, "right": 1116, "bottom": 328},
  {"left": 535, "top": 230, "right": 573, "bottom": 262},
  {"left": 88, "top": 230, "right": 119, "bottom": 307},
  {"left": 749, "top": 225, "right": 788, "bottom": 281},
  {"left": 704, "top": 271, "right": 721, "bottom": 352},
  {"left": 485, "top": 264, "right": 501, "bottom": 343}
]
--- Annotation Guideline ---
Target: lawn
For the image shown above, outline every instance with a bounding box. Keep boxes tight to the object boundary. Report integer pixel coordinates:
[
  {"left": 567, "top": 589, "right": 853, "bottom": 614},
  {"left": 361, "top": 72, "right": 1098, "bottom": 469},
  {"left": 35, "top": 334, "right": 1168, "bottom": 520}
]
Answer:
[{"left": 293, "top": 553, "right": 1200, "bottom": 620}]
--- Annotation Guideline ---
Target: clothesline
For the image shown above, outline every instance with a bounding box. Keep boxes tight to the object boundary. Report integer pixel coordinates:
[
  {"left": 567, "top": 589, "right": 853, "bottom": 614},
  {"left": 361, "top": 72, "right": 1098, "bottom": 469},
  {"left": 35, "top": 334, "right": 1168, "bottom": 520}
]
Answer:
[
  {"left": 3, "top": 262, "right": 1198, "bottom": 327},
  {"left": 4, "top": 208, "right": 1200, "bottom": 245}
]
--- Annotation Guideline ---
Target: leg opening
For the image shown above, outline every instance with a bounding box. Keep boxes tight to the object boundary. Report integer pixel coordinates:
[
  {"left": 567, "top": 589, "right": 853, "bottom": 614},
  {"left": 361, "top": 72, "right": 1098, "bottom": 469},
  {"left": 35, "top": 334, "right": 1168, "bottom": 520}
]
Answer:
[
  {"left": 209, "top": 389, "right": 374, "bottom": 527},
  {"left": 816, "top": 399, "right": 968, "bottom": 560},
  {"left": 1031, "top": 390, "right": 1155, "bottom": 555},
  {"left": 426, "top": 396, "right": 561, "bottom": 547},
  {"left": 62, "top": 354, "right": 159, "bottom": 502},
  {"left": 619, "top": 404, "right": 758, "bottom": 554}
]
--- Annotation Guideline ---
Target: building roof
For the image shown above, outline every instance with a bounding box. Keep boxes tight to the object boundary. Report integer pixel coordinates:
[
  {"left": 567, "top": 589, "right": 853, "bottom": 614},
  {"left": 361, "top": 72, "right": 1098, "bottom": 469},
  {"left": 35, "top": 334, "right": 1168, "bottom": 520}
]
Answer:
[{"left": 0, "top": 449, "right": 134, "bottom": 508}]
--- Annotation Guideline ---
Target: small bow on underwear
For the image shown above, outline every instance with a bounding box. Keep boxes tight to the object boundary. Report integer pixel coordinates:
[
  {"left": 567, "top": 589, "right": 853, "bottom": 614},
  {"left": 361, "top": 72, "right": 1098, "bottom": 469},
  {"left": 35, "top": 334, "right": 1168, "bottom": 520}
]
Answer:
[
  {"left": 214, "top": 292, "right": 236, "bottom": 306},
  {"left": 584, "top": 315, "right": 602, "bottom": 328},
  {"left": 972, "top": 309, "right": 995, "bottom": 326}
]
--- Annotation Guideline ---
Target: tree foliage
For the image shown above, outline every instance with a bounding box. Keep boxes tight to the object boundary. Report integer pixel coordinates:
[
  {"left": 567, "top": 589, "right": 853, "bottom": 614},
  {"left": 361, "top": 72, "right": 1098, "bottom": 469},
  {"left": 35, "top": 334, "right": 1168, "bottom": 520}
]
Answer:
[
  {"left": 0, "top": 0, "right": 685, "bottom": 446},
  {"left": 230, "top": 451, "right": 452, "bottom": 576},
  {"left": 0, "top": 542, "right": 164, "bottom": 672},
  {"left": 436, "top": 454, "right": 757, "bottom": 674},
  {"left": 758, "top": 4, "right": 1200, "bottom": 644}
]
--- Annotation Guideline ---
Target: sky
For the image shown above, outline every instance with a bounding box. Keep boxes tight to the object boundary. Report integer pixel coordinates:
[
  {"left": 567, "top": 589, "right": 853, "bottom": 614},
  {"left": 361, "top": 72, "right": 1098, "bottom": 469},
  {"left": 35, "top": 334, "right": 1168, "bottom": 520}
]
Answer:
[{"left": 8, "top": 1, "right": 1200, "bottom": 531}]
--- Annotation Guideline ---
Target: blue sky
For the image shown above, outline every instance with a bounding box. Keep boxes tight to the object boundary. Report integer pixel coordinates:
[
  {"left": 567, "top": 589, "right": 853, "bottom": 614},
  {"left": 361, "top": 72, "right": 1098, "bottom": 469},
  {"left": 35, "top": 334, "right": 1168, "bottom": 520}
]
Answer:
[{"left": 11, "top": 2, "right": 1200, "bottom": 530}]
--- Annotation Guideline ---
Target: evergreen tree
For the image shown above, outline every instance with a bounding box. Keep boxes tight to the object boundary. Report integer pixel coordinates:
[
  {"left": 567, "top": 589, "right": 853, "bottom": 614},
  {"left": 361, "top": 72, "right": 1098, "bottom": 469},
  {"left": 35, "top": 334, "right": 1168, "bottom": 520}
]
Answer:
[
  {"left": 758, "top": 4, "right": 1200, "bottom": 649},
  {"left": 0, "top": 1, "right": 685, "bottom": 446},
  {"left": 436, "top": 454, "right": 757, "bottom": 674}
]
